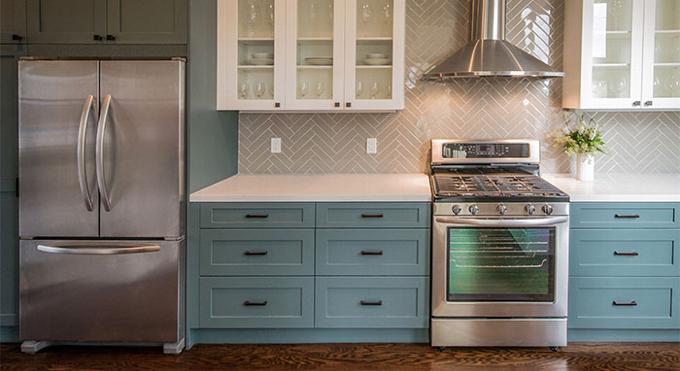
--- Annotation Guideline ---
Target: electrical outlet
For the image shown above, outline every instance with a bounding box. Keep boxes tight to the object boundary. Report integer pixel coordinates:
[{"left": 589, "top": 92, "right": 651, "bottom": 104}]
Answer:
[
  {"left": 367, "top": 138, "right": 377, "bottom": 154},
  {"left": 271, "top": 137, "right": 282, "bottom": 153}
]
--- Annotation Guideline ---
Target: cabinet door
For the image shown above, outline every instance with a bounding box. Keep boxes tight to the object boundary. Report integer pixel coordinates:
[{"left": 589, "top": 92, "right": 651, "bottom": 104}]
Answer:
[
  {"left": 216, "top": 0, "right": 286, "bottom": 111},
  {"left": 344, "top": 0, "right": 405, "bottom": 111},
  {"left": 284, "top": 0, "right": 345, "bottom": 110},
  {"left": 106, "top": 0, "right": 187, "bottom": 44},
  {"left": 26, "top": 0, "right": 106, "bottom": 44},
  {"left": 1, "top": 0, "right": 27, "bottom": 43},
  {"left": 641, "top": 0, "right": 680, "bottom": 110},
  {"left": 580, "top": 0, "right": 645, "bottom": 109}
]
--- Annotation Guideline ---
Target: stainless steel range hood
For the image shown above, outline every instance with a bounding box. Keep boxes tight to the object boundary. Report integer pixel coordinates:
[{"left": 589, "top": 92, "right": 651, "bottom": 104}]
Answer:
[{"left": 423, "top": 0, "right": 564, "bottom": 80}]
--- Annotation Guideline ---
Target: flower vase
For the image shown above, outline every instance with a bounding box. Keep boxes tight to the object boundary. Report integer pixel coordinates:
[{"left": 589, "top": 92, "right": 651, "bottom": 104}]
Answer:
[{"left": 577, "top": 154, "right": 595, "bottom": 181}]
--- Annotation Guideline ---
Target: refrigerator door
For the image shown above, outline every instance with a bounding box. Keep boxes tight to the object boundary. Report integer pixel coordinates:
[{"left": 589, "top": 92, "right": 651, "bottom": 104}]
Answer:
[
  {"left": 98, "top": 60, "right": 185, "bottom": 238},
  {"left": 20, "top": 239, "right": 182, "bottom": 343},
  {"left": 18, "top": 60, "right": 99, "bottom": 238}
]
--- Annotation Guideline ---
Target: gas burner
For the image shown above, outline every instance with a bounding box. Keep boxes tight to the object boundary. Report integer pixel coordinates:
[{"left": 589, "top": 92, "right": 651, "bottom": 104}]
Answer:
[{"left": 433, "top": 174, "right": 569, "bottom": 202}]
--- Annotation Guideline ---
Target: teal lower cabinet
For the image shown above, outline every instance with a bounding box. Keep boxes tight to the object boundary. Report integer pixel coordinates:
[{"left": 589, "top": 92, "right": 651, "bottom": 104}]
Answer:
[
  {"left": 568, "top": 202, "right": 680, "bottom": 342},
  {"left": 189, "top": 202, "right": 431, "bottom": 346}
]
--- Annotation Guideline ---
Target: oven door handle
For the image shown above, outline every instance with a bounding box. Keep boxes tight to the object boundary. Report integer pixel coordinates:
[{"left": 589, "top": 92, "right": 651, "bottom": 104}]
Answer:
[{"left": 435, "top": 216, "right": 569, "bottom": 227}]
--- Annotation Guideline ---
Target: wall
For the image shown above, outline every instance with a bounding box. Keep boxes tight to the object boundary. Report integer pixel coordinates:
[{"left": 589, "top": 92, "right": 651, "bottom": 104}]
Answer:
[{"left": 238, "top": 0, "right": 680, "bottom": 174}]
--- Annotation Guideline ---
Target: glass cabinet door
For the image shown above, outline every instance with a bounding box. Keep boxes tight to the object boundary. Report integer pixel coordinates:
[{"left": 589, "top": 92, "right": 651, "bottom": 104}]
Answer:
[
  {"left": 584, "top": 0, "right": 644, "bottom": 109},
  {"left": 285, "top": 0, "right": 344, "bottom": 110},
  {"left": 642, "top": 0, "right": 680, "bottom": 109},
  {"left": 344, "top": 0, "right": 404, "bottom": 110},
  {"left": 217, "top": 0, "right": 285, "bottom": 110}
]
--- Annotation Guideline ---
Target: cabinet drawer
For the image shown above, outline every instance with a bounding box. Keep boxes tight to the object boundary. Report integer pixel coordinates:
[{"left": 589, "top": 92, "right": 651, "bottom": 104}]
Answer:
[
  {"left": 200, "top": 229, "right": 314, "bottom": 276},
  {"left": 199, "top": 277, "right": 314, "bottom": 328},
  {"left": 569, "top": 277, "right": 680, "bottom": 329},
  {"left": 570, "top": 203, "right": 679, "bottom": 229},
  {"left": 200, "top": 203, "right": 315, "bottom": 228},
  {"left": 315, "top": 277, "right": 429, "bottom": 328},
  {"left": 316, "top": 229, "right": 430, "bottom": 276},
  {"left": 570, "top": 229, "right": 680, "bottom": 277},
  {"left": 316, "top": 203, "right": 430, "bottom": 228}
]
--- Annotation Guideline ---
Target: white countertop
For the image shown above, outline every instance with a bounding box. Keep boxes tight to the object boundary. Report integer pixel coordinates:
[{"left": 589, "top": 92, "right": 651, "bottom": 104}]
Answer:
[
  {"left": 190, "top": 174, "right": 432, "bottom": 202},
  {"left": 542, "top": 173, "right": 680, "bottom": 202}
]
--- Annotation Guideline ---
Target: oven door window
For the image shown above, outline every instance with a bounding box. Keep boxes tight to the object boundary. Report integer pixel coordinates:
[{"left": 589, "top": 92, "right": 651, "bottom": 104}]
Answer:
[{"left": 447, "top": 227, "right": 555, "bottom": 302}]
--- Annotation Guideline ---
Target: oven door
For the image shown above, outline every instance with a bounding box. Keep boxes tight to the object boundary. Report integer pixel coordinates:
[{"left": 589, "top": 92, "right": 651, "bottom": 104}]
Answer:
[{"left": 432, "top": 216, "right": 569, "bottom": 318}]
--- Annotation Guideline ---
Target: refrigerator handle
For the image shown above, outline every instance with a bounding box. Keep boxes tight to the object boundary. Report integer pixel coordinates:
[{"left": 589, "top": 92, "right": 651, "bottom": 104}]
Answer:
[
  {"left": 77, "top": 95, "right": 96, "bottom": 212},
  {"left": 37, "top": 244, "right": 161, "bottom": 255},
  {"left": 96, "top": 95, "right": 113, "bottom": 212}
]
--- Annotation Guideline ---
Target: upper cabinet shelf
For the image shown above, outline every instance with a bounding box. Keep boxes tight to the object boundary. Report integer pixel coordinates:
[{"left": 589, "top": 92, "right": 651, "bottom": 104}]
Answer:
[
  {"left": 563, "top": 0, "right": 680, "bottom": 111},
  {"left": 216, "top": 0, "right": 406, "bottom": 112}
]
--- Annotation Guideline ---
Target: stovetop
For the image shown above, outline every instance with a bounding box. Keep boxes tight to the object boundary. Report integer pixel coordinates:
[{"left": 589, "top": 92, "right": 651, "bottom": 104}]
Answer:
[{"left": 432, "top": 172, "right": 570, "bottom": 203}]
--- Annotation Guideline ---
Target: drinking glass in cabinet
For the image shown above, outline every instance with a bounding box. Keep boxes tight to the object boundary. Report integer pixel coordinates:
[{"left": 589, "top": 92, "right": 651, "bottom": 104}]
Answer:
[
  {"left": 652, "top": 0, "right": 680, "bottom": 98},
  {"left": 240, "top": 0, "right": 275, "bottom": 38}
]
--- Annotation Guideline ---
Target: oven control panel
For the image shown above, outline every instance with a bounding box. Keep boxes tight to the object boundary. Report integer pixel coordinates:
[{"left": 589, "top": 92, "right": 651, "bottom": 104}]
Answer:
[{"left": 436, "top": 202, "right": 569, "bottom": 217}]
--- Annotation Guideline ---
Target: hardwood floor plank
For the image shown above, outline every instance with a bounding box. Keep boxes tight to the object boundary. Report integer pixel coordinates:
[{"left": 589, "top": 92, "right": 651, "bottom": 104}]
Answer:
[{"left": 1, "top": 343, "right": 678, "bottom": 371}]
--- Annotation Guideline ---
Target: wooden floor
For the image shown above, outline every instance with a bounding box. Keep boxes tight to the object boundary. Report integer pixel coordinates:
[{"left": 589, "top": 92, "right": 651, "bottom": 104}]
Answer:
[{"left": 1, "top": 343, "right": 679, "bottom": 371}]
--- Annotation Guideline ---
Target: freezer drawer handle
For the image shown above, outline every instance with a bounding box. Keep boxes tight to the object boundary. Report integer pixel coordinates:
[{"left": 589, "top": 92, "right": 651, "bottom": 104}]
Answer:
[
  {"left": 96, "top": 95, "right": 113, "bottom": 212},
  {"left": 37, "top": 244, "right": 160, "bottom": 255},
  {"left": 243, "top": 300, "right": 268, "bottom": 306},
  {"left": 77, "top": 95, "right": 96, "bottom": 212},
  {"left": 360, "top": 300, "right": 383, "bottom": 306},
  {"left": 244, "top": 250, "right": 268, "bottom": 256},
  {"left": 612, "top": 300, "right": 638, "bottom": 307}
]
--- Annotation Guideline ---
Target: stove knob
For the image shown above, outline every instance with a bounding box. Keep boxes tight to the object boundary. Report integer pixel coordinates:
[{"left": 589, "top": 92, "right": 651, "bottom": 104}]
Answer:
[
  {"left": 451, "top": 205, "right": 462, "bottom": 215},
  {"left": 542, "top": 204, "right": 554, "bottom": 215},
  {"left": 525, "top": 204, "right": 536, "bottom": 215},
  {"left": 496, "top": 203, "right": 508, "bottom": 215},
  {"left": 468, "top": 204, "right": 480, "bottom": 216}
]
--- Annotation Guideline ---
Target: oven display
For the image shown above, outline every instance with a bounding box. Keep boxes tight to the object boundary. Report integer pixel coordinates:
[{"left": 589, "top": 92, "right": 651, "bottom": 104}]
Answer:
[
  {"left": 442, "top": 143, "right": 531, "bottom": 159},
  {"left": 446, "top": 227, "right": 555, "bottom": 302}
]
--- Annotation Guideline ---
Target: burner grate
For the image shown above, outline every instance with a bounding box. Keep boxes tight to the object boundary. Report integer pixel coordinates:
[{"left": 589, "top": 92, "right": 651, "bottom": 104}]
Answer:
[{"left": 434, "top": 174, "right": 569, "bottom": 200}]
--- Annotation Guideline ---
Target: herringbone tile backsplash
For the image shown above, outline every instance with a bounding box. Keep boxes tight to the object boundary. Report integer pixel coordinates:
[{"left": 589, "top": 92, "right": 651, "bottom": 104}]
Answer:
[{"left": 239, "top": 0, "right": 680, "bottom": 174}]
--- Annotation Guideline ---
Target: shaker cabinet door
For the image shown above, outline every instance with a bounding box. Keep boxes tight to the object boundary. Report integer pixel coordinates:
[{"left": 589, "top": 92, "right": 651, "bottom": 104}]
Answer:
[
  {"left": 26, "top": 0, "right": 106, "bottom": 44},
  {"left": 1, "top": 0, "right": 27, "bottom": 44},
  {"left": 106, "top": 0, "right": 187, "bottom": 44}
]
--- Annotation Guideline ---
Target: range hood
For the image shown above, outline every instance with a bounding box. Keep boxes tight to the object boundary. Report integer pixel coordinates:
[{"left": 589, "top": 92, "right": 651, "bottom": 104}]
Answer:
[{"left": 423, "top": 0, "right": 564, "bottom": 79}]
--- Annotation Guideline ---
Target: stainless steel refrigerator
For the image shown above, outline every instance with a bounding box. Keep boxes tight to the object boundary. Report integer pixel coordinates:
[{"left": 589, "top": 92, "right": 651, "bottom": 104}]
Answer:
[{"left": 17, "top": 59, "right": 185, "bottom": 354}]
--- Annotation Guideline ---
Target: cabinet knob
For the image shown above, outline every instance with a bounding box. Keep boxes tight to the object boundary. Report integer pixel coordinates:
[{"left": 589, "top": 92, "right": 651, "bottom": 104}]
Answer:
[
  {"left": 106, "top": 34, "right": 116, "bottom": 41},
  {"left": 346, "top": 102, "right": 352, "bottom": 108},
  {"left": 274, "top": 102, "right": 281, "bottom": 108},
  {"left": 334, "top": 102, "right": 340, "bottom": 108},
  {"left": 644, "top": 100, "right": 653, "bottom": 107},
  {"left": 632, "top": 101, "right": 641, "bottom": 107},
  {"left": 93, "top": 34, "right": 104, "bottom": 41},
  {"left": 11, "top": 34, "right": 23, "bottom": 41}
]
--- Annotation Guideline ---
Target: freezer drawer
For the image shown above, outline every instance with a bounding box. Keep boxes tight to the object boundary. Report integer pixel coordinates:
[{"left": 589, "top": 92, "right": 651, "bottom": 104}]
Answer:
[{"left": 20, "top": 239, "right": 183, "bottom": 343}]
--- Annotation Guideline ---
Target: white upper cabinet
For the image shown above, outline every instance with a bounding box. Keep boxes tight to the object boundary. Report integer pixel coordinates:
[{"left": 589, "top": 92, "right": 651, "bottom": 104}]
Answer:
[
  {"left": 563, "top": 0, "right": 680, "bottom": 110},
  {"left": 217, "top": 0, "right": 405, "bottom": 112}
]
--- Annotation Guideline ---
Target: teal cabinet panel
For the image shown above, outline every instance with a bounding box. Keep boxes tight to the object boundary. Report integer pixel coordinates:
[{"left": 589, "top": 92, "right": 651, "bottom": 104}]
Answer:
[
  {"left": 570, "top": 229, "right": 680, "bottom": 277},
  {"left": 107, "top": 0, "right": 186, "bottom": 44},
  {"left": 570, "top": 203, "right": 679, "bottom": 229},
  {"left": 199, "top": 277, "right": 314, "bottom": 328},
  {"left": 316, "top": 203, "right": 430, "bottom": 228},
  {"left": 316, "top": 229, "right": 430, "bottom": 276},
  {"left": 26, "top": 0, "right": 107, "bottom": 43},
  {"left": 200, "top": 229, "right": 315, "bottom": 276},
  {"left": 0, "top": 191, "right": 19, "bottom": 326},
  {"left": 1, "top": 0, "right": 27, "bottom": 43},
  {"left": 315, "top": 277, "right": 429, "bottom": 328},
  {"left": 200, "top": 203, "right": 315, "bottom": 229},
  {"left": 569, "top": 277, "right": 680, "bottom": 329}
]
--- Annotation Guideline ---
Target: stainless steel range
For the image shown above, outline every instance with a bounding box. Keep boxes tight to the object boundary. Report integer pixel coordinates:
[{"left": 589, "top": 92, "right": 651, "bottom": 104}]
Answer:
[{"left": 430, "top": 139, "right": 570, "bottom": 348}]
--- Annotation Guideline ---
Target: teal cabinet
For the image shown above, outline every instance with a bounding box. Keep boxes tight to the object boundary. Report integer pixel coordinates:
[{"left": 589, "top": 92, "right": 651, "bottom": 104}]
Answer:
[
  {"left": 569, "top": 277, "right": 680, "bottom": 329},
  {"left": 570, "top": 203, "right": 679, "bottom": 229},
  {"left": 199, "top": 277, "right": 314, "bottom": 329},
  {"left": 316, "top": 229, "right": 430, "bottom": 276},
  {"left": 26, "top": 0, "right": 107, "bottom": 43},
  {"left": 316, "top": 203, "right": 430, "bottom": 228},
  {"left": 1, "top": 0, "right": 26, "bottom": 43},
  {"left": 315, "top": 277, "right": 429, "bottom": 328},
  {"left": 106, "top": 0, "right": 186, "bottom": 44},
  {"left": 200, "top": 229, "right": 315, "bottom": 276},
  {"left": 200, "top": 203, "right": 315, "bottom": 229},
  {"left": 570, "top": 229, "right": 680, "bottom": 277}
]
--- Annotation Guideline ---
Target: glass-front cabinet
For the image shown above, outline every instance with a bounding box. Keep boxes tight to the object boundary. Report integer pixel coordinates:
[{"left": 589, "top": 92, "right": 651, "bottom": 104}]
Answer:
[
  {"left": 563, "top": 0, "right": 680, "bottom": 110},
  {"left": 217, "top": 0, "right": 405, "bottom": 111}
]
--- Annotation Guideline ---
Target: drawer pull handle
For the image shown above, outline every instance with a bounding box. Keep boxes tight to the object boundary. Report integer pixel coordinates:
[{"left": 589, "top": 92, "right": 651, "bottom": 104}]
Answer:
[
  {"left": 361, "top": 213, "right": 384, "bottom": 218},
  {"left": 614, "top": 214, "right": 640, "bottom": 219},
  {"left": 361, "top": 250, "right": 384, "bottom": 256},
  {"left": 613, "top": 251, "right": 639, "bottom": 256},
  {"left": 360, "top": 300, "right": 383, "bottom": 306},
  {"left": 245, "top": 213, "right": 270, "bottom": 219},
  {"left": 244, "top": 250, "right": 268, "bottom": 256},
  {"left": 612, "top": 300, "right": 638, "bottom": 306},
  {"left": 244, "top": 300, "right": 268, "bottom": 306}
]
